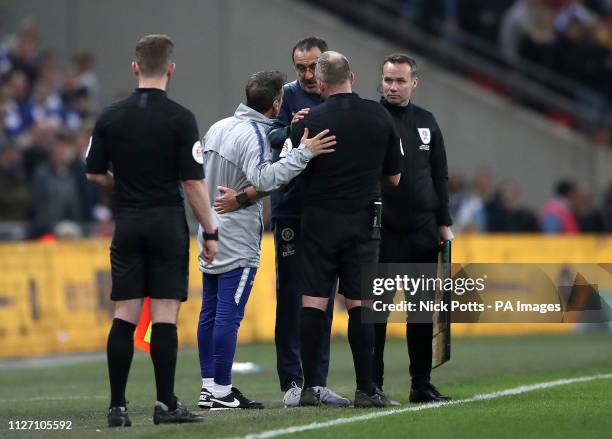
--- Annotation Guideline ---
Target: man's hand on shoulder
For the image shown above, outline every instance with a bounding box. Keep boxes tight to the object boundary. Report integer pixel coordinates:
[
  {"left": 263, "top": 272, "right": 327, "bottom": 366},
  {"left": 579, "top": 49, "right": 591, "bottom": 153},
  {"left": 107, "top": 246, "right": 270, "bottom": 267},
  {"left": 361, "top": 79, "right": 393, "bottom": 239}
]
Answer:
[{"left": 300, "top": 128, "right": 336, "bottom": 156}]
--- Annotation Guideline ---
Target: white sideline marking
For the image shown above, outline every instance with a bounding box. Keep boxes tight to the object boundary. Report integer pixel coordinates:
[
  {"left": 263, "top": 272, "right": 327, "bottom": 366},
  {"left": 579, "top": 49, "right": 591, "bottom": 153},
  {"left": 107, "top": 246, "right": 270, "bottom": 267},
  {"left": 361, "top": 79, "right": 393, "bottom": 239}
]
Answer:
[
  {"left": 237, "top": 373, "right": 612, "bottom": 439},
  {"left": 0, "top": 395, "right": 106, "bottom": 404}
]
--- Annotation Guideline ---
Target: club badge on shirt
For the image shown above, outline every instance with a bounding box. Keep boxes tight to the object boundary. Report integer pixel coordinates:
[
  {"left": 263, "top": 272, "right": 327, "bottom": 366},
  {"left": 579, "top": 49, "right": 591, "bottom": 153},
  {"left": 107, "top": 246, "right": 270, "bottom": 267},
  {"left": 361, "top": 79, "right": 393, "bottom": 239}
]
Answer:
[
  {"left": 279, "top": 138, "right": 293, "bottom": 158},
  {"left": 418, "top": 128, "right": 431, "bottom": 144},
  {"left": 192, "top": 140, "right": 204, "bottom": 164}
]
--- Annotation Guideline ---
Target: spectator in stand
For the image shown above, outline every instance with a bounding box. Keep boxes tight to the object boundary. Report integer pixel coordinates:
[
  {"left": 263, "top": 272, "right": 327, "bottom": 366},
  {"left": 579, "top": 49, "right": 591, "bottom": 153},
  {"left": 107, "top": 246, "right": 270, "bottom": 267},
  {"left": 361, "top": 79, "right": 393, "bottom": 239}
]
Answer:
[
  {"left": 20, "top": 120, "right": 56, "bottom": 179},
  {"left": 30, "top": 132, "right": 82, "bottom": 237},
  {"left": 499, "top": 0, "right": 556, "bottom": 66},
  {"left": 554, "top": 16, "right": 607, "bottom": 86},
  {"left": 573, "top": 182, "right": 606, "bottom": 232},
  {"left": 450, "top": 169, "right": 493, "bottom": 233},
  {"left": 63, "top": 52, "right": 100, "bottom": 119},
  {"left": 554, "top": 0, "right": 598, "bottom": 33},
  {"left": 486, "top": 180, "right": 539, "bottom": 232},
  {"left": 4, "top": 19, "right": 40, "bottom": 85},
  {"left": 3, "top": 69, "right": 35, "bottom": 139},
  {"left": 539, "top": 179, "right": 580, "bottom": 234},
  {"left": 0, "top": 144, "right": 30, "bottom": 221},
  {"left": 31, "top": 73, "right": 81, "bottom": 131}
]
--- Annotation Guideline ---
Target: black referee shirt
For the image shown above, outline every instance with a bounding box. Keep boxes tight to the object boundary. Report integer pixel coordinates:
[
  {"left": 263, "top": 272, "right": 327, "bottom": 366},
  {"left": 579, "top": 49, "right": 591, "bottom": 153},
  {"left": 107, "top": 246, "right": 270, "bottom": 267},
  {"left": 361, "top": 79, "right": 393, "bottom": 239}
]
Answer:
[
  {"left": 289, "top": 93, "right": 402, "bottom": 213},
  {"left": 85, "top": 88, "right": 204, "bottom": 211},
  {"left": 380, "top": 99, "right": 452, "bottom": 232}
]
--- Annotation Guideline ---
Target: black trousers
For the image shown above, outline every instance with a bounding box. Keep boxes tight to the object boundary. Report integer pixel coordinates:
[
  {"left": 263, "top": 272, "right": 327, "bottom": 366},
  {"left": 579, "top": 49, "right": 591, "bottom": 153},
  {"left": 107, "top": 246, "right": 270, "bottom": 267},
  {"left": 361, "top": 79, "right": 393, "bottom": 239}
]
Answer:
[
  {"left": 374, "top": 213, "right": 439, "bottom": 388},
  {"left": 273, "top": 218, "right": 334, "bottom": 391}
]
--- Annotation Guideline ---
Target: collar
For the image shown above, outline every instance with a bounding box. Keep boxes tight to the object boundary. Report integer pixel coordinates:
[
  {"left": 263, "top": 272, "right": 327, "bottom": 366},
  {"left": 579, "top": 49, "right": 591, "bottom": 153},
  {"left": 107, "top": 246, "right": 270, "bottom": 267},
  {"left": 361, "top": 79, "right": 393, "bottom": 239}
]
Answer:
[
  {"left": 234, "top": 103, "right": 275, "bottom": 127},
  {"left": 135, "top": 87, "right": 166, "bottom": 94},
  {"left": 381, "top": 97, "right": 412, "bottom": 113},
  {"left": 327, "top": 92, "right": 359, "bottom": 100}
]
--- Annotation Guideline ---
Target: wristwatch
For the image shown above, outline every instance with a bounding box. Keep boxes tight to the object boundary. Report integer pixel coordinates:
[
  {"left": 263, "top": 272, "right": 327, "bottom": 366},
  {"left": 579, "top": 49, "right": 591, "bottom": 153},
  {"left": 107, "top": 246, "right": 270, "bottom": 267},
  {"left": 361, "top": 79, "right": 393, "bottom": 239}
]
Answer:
[
  {"left": 236, "top": 191, "right": 252, "bottom": 207},
  {"left": 202, "top": 228, "right": 219, "bottom": 241}
]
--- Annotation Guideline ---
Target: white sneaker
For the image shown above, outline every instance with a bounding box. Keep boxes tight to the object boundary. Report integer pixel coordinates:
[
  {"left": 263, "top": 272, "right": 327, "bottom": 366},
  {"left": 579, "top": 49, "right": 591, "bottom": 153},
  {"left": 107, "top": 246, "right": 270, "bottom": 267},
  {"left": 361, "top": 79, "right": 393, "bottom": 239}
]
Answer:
[
  {"left": 316, "top": 387, "right": 351, "bottom": 407},
  {"left": 283, "top": 382, "right": 302, "bottom": 408}
]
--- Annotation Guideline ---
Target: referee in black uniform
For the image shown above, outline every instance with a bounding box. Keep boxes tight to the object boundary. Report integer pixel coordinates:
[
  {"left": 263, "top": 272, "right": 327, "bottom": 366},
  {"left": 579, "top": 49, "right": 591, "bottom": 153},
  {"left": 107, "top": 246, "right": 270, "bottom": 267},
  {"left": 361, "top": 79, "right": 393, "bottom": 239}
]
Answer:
[
  {"left": 290, "top": 51, "right": 402, "bottom": 408},
  {"left": 86, "top": 35, "right": 218, "bottom": 426},
  {"left": 373, "top": 54, "right": 454, "bottom": 403}
]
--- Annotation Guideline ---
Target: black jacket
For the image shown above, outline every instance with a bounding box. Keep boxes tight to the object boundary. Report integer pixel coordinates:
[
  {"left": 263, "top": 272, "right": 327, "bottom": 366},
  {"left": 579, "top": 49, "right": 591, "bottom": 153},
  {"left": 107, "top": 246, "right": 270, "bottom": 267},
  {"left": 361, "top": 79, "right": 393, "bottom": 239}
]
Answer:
[{"left": 381, "top": 99, "right": 452, "bottom": 232}]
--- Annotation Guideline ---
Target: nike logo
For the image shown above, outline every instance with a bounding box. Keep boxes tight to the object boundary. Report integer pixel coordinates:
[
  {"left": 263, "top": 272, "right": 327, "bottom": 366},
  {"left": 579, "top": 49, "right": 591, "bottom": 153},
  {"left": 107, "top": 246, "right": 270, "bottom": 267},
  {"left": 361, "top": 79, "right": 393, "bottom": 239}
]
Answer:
[{"left": 211, "top": 397, "right": 240, "bottom": 408}]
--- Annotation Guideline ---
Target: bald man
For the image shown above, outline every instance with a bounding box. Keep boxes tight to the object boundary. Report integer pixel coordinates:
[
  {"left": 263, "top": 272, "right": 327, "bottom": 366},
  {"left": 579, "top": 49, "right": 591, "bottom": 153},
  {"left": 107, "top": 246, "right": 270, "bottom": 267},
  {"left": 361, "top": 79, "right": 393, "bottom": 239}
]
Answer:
[{"left": 289, "top": 52, "right": 403, "bottom": 408}]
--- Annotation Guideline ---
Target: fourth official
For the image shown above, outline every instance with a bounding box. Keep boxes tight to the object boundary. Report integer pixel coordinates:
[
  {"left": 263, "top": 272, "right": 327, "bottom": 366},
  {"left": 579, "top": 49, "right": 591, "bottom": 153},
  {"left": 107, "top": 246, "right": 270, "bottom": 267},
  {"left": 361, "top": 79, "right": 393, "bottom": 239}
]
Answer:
[{"left": 373, "top": 54, "right": 454, "bottom": 403}]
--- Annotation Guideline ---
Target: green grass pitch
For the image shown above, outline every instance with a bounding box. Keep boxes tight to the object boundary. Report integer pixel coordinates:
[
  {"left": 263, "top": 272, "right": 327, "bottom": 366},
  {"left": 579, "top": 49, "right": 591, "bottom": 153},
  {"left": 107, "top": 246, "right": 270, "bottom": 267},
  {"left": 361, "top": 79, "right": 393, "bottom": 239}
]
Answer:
[{"left": 1, "top": 333, "right": 611, "bottom": 438}]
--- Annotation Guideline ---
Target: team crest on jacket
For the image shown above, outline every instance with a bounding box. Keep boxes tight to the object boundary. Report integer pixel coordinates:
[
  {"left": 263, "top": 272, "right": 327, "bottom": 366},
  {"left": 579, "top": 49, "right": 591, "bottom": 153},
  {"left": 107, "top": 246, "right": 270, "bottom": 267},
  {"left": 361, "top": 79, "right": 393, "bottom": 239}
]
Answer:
[
  {"left": 281, "top": 228, "right": 294, "bottom": 242},
  {"left": 418, "top": 128, "right": 431, "bottom": 144}
]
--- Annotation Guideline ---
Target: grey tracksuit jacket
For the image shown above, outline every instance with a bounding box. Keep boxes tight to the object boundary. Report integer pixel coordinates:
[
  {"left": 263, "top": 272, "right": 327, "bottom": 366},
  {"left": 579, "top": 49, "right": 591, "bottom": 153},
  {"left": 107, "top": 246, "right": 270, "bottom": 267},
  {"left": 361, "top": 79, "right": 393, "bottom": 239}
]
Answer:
[{"left": 197, "top": 103, "right": 314, "bottom": 274}]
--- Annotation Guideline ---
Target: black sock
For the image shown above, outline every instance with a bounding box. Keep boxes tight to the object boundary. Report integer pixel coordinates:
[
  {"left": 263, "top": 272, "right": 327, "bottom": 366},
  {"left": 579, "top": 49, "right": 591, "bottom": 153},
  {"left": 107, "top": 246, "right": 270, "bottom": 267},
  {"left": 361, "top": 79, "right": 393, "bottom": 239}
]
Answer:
[
  {"left": 407, "top": 322, "right": 433, "bottom": 388},
  {"left": 348, "top": 307, "right": 375, "bottom": 395},
  {"left": 107, "top": 318, "right": 136, "bottom": 408},
  {"left": 300, "top": 307, "right": 326, "bottom": 389},
  {"left": 150, "top": 323, "right": 178, "bottom": 410},
  {"left": 373, "top": 322, "right": 388, "bottom": 389}
]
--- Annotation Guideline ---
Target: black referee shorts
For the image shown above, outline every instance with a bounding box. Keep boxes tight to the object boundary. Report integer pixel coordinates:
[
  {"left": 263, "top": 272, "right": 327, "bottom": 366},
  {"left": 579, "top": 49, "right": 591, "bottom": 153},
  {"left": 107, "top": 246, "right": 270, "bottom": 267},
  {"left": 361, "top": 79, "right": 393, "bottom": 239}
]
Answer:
[
  {"left": 110, "top": 206, "right": 190, "bottom": 302},
  {"left": 300, "top": 205, "right": 379, "bottom": 301}
]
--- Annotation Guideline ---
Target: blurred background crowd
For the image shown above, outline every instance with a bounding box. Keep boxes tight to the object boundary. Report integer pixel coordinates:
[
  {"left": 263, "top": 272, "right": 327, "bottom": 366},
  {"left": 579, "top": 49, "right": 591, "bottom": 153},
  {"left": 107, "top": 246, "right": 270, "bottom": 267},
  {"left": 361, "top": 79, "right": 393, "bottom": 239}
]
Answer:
[
  {"left": 358, "top": 0, "right": 612, "bottom": 144},
  {"left": 0, "top": 12, "right": 610, "bottom": 242},
  {"left": 0, "top": 19, "right": 112, "bottom": 241}
]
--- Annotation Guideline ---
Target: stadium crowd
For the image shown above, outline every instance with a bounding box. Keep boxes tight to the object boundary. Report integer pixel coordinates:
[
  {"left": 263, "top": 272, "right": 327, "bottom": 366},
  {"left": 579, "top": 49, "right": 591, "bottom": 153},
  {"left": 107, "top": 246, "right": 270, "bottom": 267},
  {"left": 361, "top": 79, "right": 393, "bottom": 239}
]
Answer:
[
  {"left": 0, "top": 19, "right": 610, "bottom": 241},
  {"left": 450, "top": 171, "right": 612, "bottom": 233},
  {"left": 365, "top": 0, "right": 612, "bottom": 143},
  {"left": 0, "top": 19, "right": 110, "bottom": 240}
]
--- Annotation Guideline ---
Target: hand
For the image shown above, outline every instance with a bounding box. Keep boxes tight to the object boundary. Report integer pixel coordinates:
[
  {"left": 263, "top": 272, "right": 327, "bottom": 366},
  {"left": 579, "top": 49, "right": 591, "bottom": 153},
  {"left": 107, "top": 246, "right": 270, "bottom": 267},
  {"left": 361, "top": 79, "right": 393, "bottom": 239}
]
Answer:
[
  {"left": 201, "top": 239, "right": 218, "bottom": 264},
  {"left": 300, "top": 128, "right": 336, "bottom": 156},
  {"left": 214, "top": 186, "right": 239, "bottom": 214},
  {"left": 438, "top": 225, "right": 455, "bottom": 242},
  {"left": 291, "top": 108, "right": 310, "bottom": 125}
]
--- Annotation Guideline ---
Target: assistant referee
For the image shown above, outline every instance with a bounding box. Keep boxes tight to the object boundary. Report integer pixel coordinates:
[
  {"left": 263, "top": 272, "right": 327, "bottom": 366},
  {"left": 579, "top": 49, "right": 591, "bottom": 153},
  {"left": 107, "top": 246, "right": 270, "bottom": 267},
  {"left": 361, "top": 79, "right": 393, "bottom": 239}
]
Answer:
[{"left": 86, "top": 35, "right": 217, "bottom": 426}]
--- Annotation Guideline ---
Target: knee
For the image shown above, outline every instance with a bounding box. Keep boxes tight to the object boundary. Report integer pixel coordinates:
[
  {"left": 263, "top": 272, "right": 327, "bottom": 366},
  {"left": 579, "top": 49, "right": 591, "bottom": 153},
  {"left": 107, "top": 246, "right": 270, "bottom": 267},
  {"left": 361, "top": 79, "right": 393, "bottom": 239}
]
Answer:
[
  {"left": 151, "top": 299, "right": 181, "bottom": 324},
  {"left": 302, "top": 295, "right": 328, "bottom": 310},
  {"left": 114, "top": 299, "right": 144, "bottom": 324}
]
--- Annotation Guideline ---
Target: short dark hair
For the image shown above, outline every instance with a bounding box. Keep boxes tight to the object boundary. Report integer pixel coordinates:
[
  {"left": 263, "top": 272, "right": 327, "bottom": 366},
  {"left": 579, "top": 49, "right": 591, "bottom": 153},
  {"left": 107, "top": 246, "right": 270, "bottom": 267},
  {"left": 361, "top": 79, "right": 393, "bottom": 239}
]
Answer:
[
  {"left": 316, "top": 51, "right": 350, "bottom": 86},
  {"left": 382, "top": 53, "right": 419, "bottom": 77},
  {"left": 135, "top": 34, "right": 174, "bottom": 77},
  {"left": 291, "top": 36, "right": 328, "bottom": 62},
  {"left": 245, "top": 71, "right": 286, "bottom": 114}
]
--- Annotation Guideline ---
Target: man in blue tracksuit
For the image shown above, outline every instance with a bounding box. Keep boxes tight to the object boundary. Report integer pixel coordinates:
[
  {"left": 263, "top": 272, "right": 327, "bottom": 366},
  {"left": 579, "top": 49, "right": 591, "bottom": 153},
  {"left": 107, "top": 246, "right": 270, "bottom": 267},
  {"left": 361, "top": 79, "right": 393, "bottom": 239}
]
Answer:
[{"left": 267, "top": 37, "right": 347, "bottom": 408}]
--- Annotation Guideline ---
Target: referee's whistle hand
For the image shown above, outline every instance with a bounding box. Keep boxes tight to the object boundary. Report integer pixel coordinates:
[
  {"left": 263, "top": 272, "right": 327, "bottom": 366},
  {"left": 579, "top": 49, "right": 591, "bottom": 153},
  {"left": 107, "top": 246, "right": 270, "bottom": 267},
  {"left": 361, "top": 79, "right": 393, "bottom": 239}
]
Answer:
[
  {"left": 201, "top": 240, "right": 218, "bottom": 264},
  {"left": 214, "top": 186, "right": 239, "bottom": 214},
  {"left": 301, "top": 128, "right": 336, "bottom": 156}
]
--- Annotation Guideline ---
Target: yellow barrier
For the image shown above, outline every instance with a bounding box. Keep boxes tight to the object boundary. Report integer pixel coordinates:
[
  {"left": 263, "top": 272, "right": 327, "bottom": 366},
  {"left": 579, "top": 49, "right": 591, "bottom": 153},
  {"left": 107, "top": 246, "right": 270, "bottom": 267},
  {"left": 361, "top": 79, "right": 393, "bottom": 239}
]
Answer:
[{"left": 0, "top": 234, "right": 610, "bottom": 358}]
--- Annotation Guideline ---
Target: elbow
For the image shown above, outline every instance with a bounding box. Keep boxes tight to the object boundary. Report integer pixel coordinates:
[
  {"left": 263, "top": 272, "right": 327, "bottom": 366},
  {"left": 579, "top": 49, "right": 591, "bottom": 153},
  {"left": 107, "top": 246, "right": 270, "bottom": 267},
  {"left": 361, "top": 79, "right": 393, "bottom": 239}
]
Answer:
[{"left": 387, "top": 173, "right": 401, "bottom": 187}]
